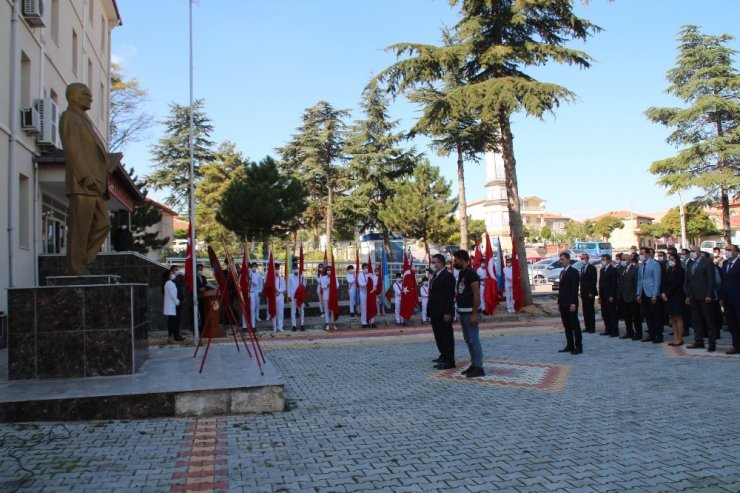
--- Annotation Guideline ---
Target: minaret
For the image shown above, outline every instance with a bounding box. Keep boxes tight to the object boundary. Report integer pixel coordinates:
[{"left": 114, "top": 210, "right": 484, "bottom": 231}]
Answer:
[{"left": 484, "top": 151, "right": 507, "bottom": 205}]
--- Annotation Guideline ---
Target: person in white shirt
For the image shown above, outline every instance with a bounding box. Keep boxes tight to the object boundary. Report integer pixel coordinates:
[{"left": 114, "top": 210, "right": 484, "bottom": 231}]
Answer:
[
  {"left": 393, "top": 272, "right": 403, "bottom": 325},
  {"left": 249, "top": 262, "right": 263, "bottom": 326},
  {"left": 346, "top": 265, "right": 357, "bottom": 318},
  {"left": 358, "top": 263, "right": 371, "bottom": 327},
  {"left": 316, "top": 263, "right": 327, "bottom": 317},
  {"left": 420, "top": 278, "right": 430, "bottom": 324},
  {"left": 288, "top": 265, "right": 306, "bottom": 332},
  {"left": 272, "top": 264, "right": 286, "bottom": 333},
  {"left": 163, "top": 269, "right": 184, "bottom": 343},
  {"left": 321, "top": 265, "right": 340, "bottom": 331},
  {"left": 476, "top": 258, "right": 487, "bottom": 312},
  {"left": 504, "top": 257, "right": 514, "bottom": 312}
]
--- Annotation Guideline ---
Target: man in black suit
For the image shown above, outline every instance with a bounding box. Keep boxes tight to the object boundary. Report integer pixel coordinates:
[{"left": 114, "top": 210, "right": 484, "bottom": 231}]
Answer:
[
  {"left": 428, "top": 254, "right": 456, "bottom": 369},
  {"left": 720, "top": 244, "right": 740, "bottom": 355},
  {"left": 579, "top": 253, "right": 598, "bottom": 333},
  {"left": 618, "top": 253, "right": 641, "bottom": 339},
  {"left": 558, "top": 252, "right": 582, "bottom": 355},
  {"left": 684, "top": 245, "right": 717, "bottom": 351},
  {"left": 598, "top": 254, "right": 620, "bottom": 337}
]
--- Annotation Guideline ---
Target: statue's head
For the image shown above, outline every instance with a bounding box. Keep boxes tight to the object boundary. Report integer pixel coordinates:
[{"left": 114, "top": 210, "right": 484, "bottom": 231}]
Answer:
[{"left": 66, "top": 83, "right": 93, "bottom": 111}]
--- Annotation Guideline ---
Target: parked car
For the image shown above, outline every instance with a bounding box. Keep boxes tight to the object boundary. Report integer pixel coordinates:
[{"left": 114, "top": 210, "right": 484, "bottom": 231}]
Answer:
[
  {"left": 550, "top": 260, "right": 602, "bottom": 290},
  {"left": 700, "top": 240, "right": 726, "bottom": 254},
  {"left": 531, "top": 258, "right": 577, "bottom": 284}
]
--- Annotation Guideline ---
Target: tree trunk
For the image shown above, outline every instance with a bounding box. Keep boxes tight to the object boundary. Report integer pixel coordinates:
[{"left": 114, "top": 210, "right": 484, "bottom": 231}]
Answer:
[
  {"left": 262, "top": 233, "right": 270, "bottom": 259},
  {"left": 716, "top": 118, "right": 731, "bottom": 243},
  {"left": 498, "top": 109, "right": 532, "bottom": 307},
  {"left": 456, "top": 144, "right": 469, "bottom": 250},
  {"left": 326, "top": 185, "right": 334, "bottom": 250},
  {"left": 423, "top": 238, "right": 430, "bottom": 266},
  {"left": 382, "top": 228, "right": 394, "bottom": 262}
]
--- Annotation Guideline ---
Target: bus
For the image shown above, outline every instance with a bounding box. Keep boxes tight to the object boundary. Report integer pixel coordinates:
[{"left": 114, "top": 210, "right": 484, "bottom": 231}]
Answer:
[{"left": 573, "top": 241, "right": 613, "bottom": 257}]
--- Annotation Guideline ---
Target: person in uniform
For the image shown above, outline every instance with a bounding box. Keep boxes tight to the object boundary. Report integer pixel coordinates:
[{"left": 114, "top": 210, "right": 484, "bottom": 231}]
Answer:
[
  {"left": 346, "top": 265, "right": 357, "bottom": 318},
  {"left": 420, "top": 277, "right": 430, "bottom": 324},
  {"left": 249, "top": 263, "right": 263, "bottom": 326},
  {"left": 321, "top": 265, "right": 340, "bottom": 331},
  {"left": 393, "top": 272, "right": 403, "bottom": 325},
  {"left": 358, "top": 263, "right": 371, "bottom": 327},
  {"left": 288, "top": 265, "right": 306, "bottom": 332},
  {"left": 503, "top": 257, "right": 514, "bottom": 313},
  {"left": 476, "top": 258, "right": 487, "bottom": 313},
  {"left": 316, "top": 263, "right": 327, "bottom": 317},
  {"left": 272, "top": 264, "right": 286, "bottom": 333}
]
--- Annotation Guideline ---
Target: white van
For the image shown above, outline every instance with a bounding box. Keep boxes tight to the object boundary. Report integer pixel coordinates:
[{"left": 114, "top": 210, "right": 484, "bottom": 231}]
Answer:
[{"left": 700, "top": 240, "right": 725, "bottom": 254}]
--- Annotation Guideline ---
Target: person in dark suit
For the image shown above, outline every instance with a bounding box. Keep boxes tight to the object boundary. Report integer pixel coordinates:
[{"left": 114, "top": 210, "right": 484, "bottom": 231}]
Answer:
[
  {"left": 579, "top": 253, "right": 598, "bottom": 333},
  {"left": 720, "top": 244, "right": 740, "bottom": 355},
  {"left": 598, "top": 254, "right": 619, "bottom": 337},
  {"left": 558, "top": 252, "right": 582, "bottom": 354},
  {"left": 618, "top": 253, "right": 642, "bottom": 340},
  {"left": 428, "top": 254, "right": 456, "bottom": 368},
  {"left": 661, "top": 252, "right": 686, "bottom": 346},
  {"left": 684, "top": 245, "right": 717, "bottom": 351}
]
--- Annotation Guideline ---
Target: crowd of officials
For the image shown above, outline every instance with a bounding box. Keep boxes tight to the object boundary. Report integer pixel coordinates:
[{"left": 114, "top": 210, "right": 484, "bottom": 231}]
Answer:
[{"left": 557, "top": 243, "right": 740, "bottom": 355}]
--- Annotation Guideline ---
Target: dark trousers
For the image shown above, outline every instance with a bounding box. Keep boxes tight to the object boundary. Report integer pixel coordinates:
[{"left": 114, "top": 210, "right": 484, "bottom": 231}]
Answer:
[
  {"left": 725, "top": 301, "right": 740, "bottom": 350},
  {"left": 619, "top": 297, "right": 641, "bottom": 337},
  {"left": 431, "top": 316, "right": 455, "bottom": 363},
  {"left": 167, "top": 315, "right": 180, "bottom": 338},
  {"left": 601, "top": 298, "right": 618, "bottom": 335},
  {"left": 641, "top": 292, "right": 663, "bottom": 341},
  {"left": 581, "top": 296, "right": 596, "bottom": 331},
  {"left": 559, "top": 305, "right": 582, "bottom": 349},
  {"left": 690, "top": 298, "right": 716, "bottom": 346}
]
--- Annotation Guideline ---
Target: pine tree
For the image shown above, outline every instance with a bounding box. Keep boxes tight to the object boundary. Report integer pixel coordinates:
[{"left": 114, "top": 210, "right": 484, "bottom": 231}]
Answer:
[
  {"left": 376, "top": 0, "right": 600, "bottom": 307},
  {"left": 378, "top": 160, "right": 457, "bottom": 259},
  {"left": 122, "top": 167, "right": 169, "bottom": 254},
  {"left": 277, "top": 101, "right": 350, "bottom": 248},
  {"left": 147, "top": 99, "right": 215, "bottom": 211},
  {"left": 216, "top": 156, "right": 307, "bottom": 256},
  {"left": 195, "top": 141, "right": 246, "bottom": 251},
  {"left": 345, "top": 84, "right": 420, "bottom": 260},
  {"left": 645, "top": 25, "right": 739, "bottom": 243}
]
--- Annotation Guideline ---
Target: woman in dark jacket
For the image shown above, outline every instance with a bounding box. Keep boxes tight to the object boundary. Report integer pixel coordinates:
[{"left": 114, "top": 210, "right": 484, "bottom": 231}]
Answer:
[{"left": 661, "top": 252, "right": 686, "bottom": 346}]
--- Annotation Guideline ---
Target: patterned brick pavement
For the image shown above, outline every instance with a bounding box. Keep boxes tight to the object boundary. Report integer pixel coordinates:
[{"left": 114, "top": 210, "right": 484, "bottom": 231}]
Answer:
[{"left": 1, "top": 321, "right": 740, "bottom": 492}]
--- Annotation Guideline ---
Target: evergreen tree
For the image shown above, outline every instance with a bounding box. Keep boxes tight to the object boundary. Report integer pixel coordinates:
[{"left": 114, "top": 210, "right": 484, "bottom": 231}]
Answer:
[
  {"left": 109, "top": 64, "right": 154, "bottom": 153},
  {"left": 277, "top": 101, "right": 350, "bottom": 248},
  {"left": 121, "top": 167, "right": 169, "bottom": 255},
  {"left": 376, "top": 0, "right": 600, "bottom": 307},
  {"left": 147, "top": 99, "right": 215, "bottom": 211},
  {"left": 345, "top": 84, "right": 420, "bottom": 260},
  {"left": 195, "top": 141, "right": 246, "bottom": 251},
  {"left": 645, "top": 25, "right": 739, "bottom": 243},
  {"left": 378, "top": 161, "right": 457, "bottom": 259},
  {"left": 216, "top": 156, "right": 307, "bottom": 256}
]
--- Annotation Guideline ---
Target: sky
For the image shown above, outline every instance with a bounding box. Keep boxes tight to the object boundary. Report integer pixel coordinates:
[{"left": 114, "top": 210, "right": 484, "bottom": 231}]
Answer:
[{"left": 111, "top": 0, "right": 739, "bottom": 220}]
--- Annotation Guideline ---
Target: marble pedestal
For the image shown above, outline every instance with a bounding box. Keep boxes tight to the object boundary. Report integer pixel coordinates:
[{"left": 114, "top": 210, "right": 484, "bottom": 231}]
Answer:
[{"left": 7, "top": 283, "right": 149, "bottom": 380}]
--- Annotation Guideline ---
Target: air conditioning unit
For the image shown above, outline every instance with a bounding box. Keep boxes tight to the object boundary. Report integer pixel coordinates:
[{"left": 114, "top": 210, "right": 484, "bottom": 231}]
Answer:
[
  {"left": 35, "top": 98, "right": 62, "bottom": 149},
  {"left": 20, "top": 107, "right": 42, "bottom": 135},
  {"left": 23, "top": 0, "right": 45, "bottom": 28}
]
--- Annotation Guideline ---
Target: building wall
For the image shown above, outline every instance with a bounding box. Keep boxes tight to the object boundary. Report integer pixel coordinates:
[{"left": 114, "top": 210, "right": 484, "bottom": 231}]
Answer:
[{"left": 1, "top": 0, "right": 119, "bottom": 312}]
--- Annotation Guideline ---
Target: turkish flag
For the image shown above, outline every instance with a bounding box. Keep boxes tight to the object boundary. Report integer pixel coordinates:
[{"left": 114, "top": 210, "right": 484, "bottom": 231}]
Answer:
[
  {"left": 263, "top": 250, "right": 276, "bottom": 318},
  {"left": 239, "top": 244, "right": 251, "bottom": 328},
  {"left": 484, "top": 233, "right": 499, "bottom": 316},
  {"left": 366, "top": 255, "right": 378, "bottom": 321},
  {"left": 400, "top": 253, "right": 417, "bottom": 320},
  {"left": 294, "top": 243, "right": 307, "bottom": 308},
  {"left": 328, "top": 255, "right": 340, "bottom": 321},
  {"left": 472, "top": 241, "right": 482, "bottom": 270},
  {"left": 511, "top": 240, "right": 523, "bottom": 312}
]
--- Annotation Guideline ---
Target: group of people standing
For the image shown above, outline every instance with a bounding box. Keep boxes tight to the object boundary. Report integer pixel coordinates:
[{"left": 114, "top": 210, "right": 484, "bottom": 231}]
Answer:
[{"left": 557, "top": 243, "right": 740, "bottom": 355}]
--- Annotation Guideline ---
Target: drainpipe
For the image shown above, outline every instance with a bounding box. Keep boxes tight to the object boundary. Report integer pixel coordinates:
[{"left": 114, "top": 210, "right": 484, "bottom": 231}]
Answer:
[{"left": 7, "top": 0, "right": 21, "bottom": 288}]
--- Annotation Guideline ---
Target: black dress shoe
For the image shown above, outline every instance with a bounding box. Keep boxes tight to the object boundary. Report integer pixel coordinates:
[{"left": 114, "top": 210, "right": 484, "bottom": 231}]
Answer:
[
  {"left": 599, "top": 332, "right": 611, "bottom": 336},
  {"left": 461, "top": 365, "right": 474, "bottom": 375},
  {"left": 725, "top": 348, "right": 739, "bottom": 355},
  {"left": 361, "top": 324, "right": 369, "bottom": 329},
  {"left": 300, "top": 326, "right": 305, "bottom": 332},
  {"left": 571, "top": 347, "right": 583, "bottom": 355},
  {"left": 687, "top": 343, "right": 705, "bottom": 349},
  {"left": 433, "top": 356, "right": 443, "bottom": 363},
  {"left": 434, "top": 362, "right": 455, "bottom": 370},
  {"left": 610, "top": 334, "right": 619, "bottom": 338},
  {"left": 619, "top": 334, "right": 633, "bottom": 339},
  {"left": 291, "top": 326, "right": 297, "bottom": 332},
  {"left": 631, "top": 336, "right": 642, "bottom": 341},
  {"left": 558, "top": 346, "right": 575, "bottom": 353},
  {"left": 466, "top": 367, "right": 485, "bottom": 378},
  {"left": 641, "top": 338, "right": 653, "bottom": 342},
  {"left": 371, "top": 324, "right": 377, "bottom": 328},
  {"left": 707, "top": 346, "right": 716, "bottom": 352},
  {"left": 653, "top": 338, "right": 664, "bottom": 344}
]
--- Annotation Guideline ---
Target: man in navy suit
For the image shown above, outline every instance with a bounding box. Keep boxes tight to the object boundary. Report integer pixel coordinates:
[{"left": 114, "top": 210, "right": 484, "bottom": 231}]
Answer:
[
  {"left": 579, "top": 253, "right": 598, "bottom": 333},
  {"left": 684, "top": 245, "right": 717, "bottom": 351},
  {"left": 558, "top": 252, "right": 583, "bottom": 355},
  {"left": 599, "top": 254, "right": 619, "bottom": 337},
  {"left": 637, "top": 247, "right": 664, "bottom": 343},
  {"left": 720, "top": 244, "right": 740, "bottom": 355}
]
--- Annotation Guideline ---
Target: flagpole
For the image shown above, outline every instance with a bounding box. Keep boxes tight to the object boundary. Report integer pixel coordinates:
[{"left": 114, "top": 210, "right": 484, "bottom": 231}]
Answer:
[{"left": 188, "top": 0, "right": 199, "bottom": 344}]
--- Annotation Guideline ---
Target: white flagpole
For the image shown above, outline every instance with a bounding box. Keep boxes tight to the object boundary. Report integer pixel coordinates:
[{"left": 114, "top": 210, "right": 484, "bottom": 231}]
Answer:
[{"left": 189, "top": 0, "right": 199, "bottom": 343}]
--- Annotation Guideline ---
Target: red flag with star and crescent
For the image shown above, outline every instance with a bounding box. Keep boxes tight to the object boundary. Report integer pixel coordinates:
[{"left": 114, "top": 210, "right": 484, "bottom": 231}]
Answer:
[
  {"left": 239, "top": 244, "right": 252, "bottom": 329},
  {"left": 328, "top": 253, "right": 340, "bottom": 321},
  {"left": 366, "top": 255, "right": 378, "bottom": 322},
  {"left": 400, "top": 253, "right": 417, "bottom": 320},
  {"left": 294, "top": 243, "right": 307, "bottom": 308},
  {"left": 472, "top": 241, "right": 482, "bottom": 270},
  {"left": 263, "top": 250, "right": 276, "bottom": 318},
  {"left": 484, "top": 233, "right": 499, "bottom": 316},
  {"left": 511, "top": 240, "right": 523, "bottom": 312}
]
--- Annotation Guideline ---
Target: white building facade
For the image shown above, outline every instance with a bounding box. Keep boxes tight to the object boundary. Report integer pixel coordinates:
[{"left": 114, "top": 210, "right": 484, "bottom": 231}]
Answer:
[{"left": 0, "top": 0, "right": 122, "bottom": 313}]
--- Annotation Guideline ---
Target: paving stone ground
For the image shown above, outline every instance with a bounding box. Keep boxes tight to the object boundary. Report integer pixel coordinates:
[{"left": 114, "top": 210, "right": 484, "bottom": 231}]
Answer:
[{"left": 1, "top": 319, "right": 739, "bottom": 493}]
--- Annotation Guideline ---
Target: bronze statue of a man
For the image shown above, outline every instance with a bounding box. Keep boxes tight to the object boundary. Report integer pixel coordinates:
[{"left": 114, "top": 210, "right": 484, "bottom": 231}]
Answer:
[{"left": 60, "top": 83, "right": 116, "bottom": 275}]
